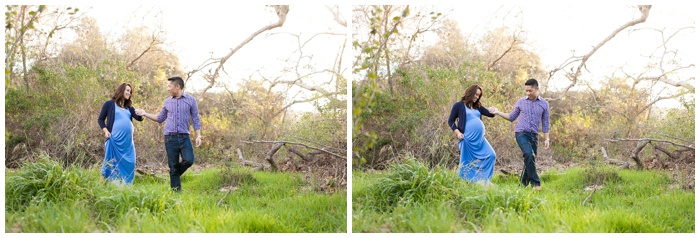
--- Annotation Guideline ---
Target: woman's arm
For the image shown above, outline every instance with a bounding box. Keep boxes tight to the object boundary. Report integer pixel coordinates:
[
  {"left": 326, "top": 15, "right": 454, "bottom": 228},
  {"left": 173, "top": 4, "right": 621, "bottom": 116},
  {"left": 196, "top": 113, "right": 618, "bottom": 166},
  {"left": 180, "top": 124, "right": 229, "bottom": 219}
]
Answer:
[
  {"left": 478, "top": 105, "right": 495, "bottom": 117},
  {"left": 130, "top": 107, "right": 144, "bottom": 121},
  {"left": 98, "top": 101, "right": 111, "bottom": 138},
  {"left": 447, "top": 102, "right": 460, "bottom": 131},
  {"left": 447, "top": 102, "right": 464, "bottom": 140},
  {"left": 98, "top": 101, "right": 109, "bottom": 129}
]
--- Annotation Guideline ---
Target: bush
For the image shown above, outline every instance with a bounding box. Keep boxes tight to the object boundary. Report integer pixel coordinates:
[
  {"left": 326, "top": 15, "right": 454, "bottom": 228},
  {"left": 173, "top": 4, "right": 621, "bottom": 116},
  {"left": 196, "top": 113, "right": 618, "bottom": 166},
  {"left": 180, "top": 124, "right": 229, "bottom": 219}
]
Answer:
[
  {"left": 582, "top": 163, "right": 622, "bottom": 186},
  {"left": 218, "top": 165, "right": 258, "bottom": 188},
  {"left": 358, "top": 156, "right": 461, "bottom": 211},
  {"left": 5, "top": 156, "right": 95, "bottom": 212}
]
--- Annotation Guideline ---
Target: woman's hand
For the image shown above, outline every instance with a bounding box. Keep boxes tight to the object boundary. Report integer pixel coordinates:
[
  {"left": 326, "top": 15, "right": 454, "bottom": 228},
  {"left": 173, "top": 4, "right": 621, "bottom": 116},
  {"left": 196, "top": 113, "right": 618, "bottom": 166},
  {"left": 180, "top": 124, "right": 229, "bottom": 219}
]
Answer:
[
  {"left": 104, "top": 131, "right": 111, "bottom": 139},
  {"left": 454, "top": 129, "right": 464, "bottom": 140}
]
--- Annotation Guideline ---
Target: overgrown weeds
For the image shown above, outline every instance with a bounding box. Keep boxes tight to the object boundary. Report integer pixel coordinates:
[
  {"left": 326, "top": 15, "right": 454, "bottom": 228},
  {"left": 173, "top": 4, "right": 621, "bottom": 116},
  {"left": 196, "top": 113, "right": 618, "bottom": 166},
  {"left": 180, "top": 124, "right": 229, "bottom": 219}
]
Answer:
[
  {"left": 357, "top": 156, "right": 461, "bottom": 211},
  {"left": 5, "top": 155, "right": 95, "bottom": 212},
  {"left": 6, "top": 156, "right": 346, "bottom": 232},
  {"left": 353, "top": 157, "right": 693, "bottom": 232}
]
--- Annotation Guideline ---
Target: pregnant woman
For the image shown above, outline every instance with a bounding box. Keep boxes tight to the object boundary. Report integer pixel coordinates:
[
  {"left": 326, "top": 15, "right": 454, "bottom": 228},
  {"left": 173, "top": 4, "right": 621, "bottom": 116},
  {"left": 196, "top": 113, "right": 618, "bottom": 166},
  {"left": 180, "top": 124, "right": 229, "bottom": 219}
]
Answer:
[
  {"left": 447, "top": 84, "right": 497, "bottom": 184},
  {"left": 97, "top": 83, "right": 143, "bottom": 185}
]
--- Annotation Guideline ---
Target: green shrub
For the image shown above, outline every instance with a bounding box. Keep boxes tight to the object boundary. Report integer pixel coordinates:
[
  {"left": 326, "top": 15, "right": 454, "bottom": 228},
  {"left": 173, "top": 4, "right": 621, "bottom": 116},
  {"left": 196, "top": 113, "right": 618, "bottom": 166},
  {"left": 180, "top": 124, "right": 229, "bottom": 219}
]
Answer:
[
  {"left": 218, "top": 165, "right": 258, "bottom": 188},
  {"left": 582, "top": 164, "right": 622, "bottom": 186},
  {"left": 359, "top": 157, "right": 461, "bottom": 211},
  {"left": 5, "top": 156, "right": 94, "bottom": 211}
]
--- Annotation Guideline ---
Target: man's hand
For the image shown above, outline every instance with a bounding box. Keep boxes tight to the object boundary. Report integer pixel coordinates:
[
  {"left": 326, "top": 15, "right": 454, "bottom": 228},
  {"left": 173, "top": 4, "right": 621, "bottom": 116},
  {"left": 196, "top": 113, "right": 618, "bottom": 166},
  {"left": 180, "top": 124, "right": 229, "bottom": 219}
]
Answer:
[
  {"left": 196, "top": 136, "right": 202, "bottom": 147},
  {"left": 544, "top": 139, "right": 550, "bottom": 150}
]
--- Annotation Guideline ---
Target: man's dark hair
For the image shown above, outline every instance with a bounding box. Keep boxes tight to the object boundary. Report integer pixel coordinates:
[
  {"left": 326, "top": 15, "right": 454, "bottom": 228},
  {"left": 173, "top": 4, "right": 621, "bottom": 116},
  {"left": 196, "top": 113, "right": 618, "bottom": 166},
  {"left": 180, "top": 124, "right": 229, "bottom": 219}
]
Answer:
[
  {"left": 168, "top": 76, "right": 185, "bottom": 89},
  {"left": 525, "top": 78, "right": 539, "bottom": 88}
]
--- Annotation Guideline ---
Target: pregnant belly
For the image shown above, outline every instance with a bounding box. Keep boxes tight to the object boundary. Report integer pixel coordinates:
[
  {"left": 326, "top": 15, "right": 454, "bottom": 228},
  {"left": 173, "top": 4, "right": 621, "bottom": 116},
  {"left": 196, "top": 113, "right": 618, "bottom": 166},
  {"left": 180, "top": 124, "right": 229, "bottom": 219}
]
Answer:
[
  {"left": 111, "top": 120, "right": 133, "bottom": 140},
  {"left": 464, "top": 119, "right": 485, "bottom": 140}
]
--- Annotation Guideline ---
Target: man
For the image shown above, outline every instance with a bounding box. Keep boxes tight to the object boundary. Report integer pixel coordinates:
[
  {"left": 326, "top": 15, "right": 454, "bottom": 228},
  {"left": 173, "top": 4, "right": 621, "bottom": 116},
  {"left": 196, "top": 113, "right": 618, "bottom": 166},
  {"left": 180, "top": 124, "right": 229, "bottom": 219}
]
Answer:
[
  {"left": 137, "top": 76, "right": 202, "bottom": 192},
  {"left": 492, "top": 79, "right": 550, "bottom": 190}
]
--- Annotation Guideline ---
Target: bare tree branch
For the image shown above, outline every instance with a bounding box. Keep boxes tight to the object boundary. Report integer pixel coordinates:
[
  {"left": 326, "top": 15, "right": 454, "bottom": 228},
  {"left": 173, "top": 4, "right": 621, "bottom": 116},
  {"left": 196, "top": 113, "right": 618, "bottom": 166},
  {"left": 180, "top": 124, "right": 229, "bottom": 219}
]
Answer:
[
  {"left": 582, "top": 186, "right": 597, "bottom": 205},
  {"left": 632, "top": 91, "right": 690, "bottom": 119},
  {"left": 653, "top": 144, "right": 679, "bottom": 160},
  {"left": 488, "top": 33, "right": 520, "bottom": 71},
  {"left": 287, "top": 146, "right": 310, "bottom": 161},
  {"left": 326, "top": 5, "right": 347, "bottom": 27},
  {"left": 242, "top": 140, "right": 344, "bottom": 159},
  {"left": 270, "top": 91, "right": 344, "bottom": 119},
  {"left": 185, "top": 54, "right": 218, "bottom": 81},
  {"left": 607, "top": 138, "right": 694, "bottom": 150},
  {"left": 236, "top": 148, "right": 264, "bottom": 171},
  {"left": 199, "top": 5, "right": 289, "bottom": 100},
  {"left": 127, "top": 30, "right": 161, "bottom": 69},
  {"left": 269, "top": 69, "right": 342, "bottom": 94},
  {"left": 547, "top": 5, "right": 651, "bottom": 101}
]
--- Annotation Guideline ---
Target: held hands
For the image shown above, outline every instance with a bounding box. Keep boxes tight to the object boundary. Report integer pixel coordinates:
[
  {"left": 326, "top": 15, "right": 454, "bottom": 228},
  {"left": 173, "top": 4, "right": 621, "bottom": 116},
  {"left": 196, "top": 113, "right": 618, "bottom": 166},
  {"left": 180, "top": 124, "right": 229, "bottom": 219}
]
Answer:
[
  {"left": 487, "top": 106, "right": 499, "bottom": 114},
  {"left": 135, "top": 108, "right": 146, "bottom": 116}
]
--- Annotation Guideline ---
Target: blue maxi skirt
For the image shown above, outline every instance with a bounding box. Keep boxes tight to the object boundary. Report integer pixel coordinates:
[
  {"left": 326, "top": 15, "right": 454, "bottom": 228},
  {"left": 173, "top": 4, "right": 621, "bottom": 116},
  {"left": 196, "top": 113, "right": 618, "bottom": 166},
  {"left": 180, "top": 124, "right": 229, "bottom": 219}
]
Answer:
[
  {"left": 458, "top": 106, "right": 496, "bottom": 184},
  {"left": 101, "top": 104, "right": 136, "bottom": 184}
]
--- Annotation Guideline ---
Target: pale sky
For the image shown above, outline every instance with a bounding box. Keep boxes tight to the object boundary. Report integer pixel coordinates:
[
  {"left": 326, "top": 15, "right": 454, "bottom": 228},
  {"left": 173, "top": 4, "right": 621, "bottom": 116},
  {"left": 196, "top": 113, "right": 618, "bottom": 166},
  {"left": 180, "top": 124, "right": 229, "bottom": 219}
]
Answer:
[
  {"left": 78, "top": 4, "right": 349, "bottom": 111},
  {"left": 448, "top": 4, "right": 695, "bottom": 107},
  {"left": 448, "top": 4, "right": 694, "bottom": 85},
  {"left": 353, "top": 3, "right": 695, "bottom": 108}
]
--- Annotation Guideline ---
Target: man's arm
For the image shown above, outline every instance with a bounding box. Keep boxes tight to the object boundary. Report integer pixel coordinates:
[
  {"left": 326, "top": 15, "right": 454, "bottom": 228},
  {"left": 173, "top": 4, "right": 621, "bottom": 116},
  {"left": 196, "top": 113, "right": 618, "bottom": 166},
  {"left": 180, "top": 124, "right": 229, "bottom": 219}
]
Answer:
[
  {"left": 191, "top": 97, "right": 202, "bottom": 147},
  {"left": 496, "top": 102, "right": 520, "bottom": 122},
  {"left": 141, "top": 112, "right": 159, "bottom": 122},
  {"left": 495, "top": 111, "right": 511, "bottom": 121},
  {"left": 542, "top": 103, "right": 551, "bottom": 149},
  {"left": 138, "top": 102, "right": 167, "bottom": 123}
]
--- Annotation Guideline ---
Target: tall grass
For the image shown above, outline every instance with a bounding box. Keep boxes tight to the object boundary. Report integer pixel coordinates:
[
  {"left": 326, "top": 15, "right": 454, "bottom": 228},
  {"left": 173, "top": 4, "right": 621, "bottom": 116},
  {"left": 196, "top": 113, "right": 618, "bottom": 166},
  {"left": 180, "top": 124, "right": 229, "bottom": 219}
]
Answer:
[
  {"left": 353, "top": 158, "right": 694, "bottom": 233},
  {"left": 6, "top": 158, "right": 346, "bottom": 232},
  {"left": 5, "top": 155, "right": 97, "bottom": 212}
]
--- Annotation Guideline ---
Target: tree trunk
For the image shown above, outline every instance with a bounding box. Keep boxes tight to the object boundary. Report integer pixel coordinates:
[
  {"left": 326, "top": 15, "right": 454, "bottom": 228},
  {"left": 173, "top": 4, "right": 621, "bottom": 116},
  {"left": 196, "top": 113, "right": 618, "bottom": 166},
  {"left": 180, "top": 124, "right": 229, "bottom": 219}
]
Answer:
[
  {"left": 630, "top": 140, "right": 649, "bottom": 169},
  {"left": 236, "top": 148, "right": 263, "bottom": 171},
  {"left": 21, "top": 36, "right": 29, "bottom": 90},
  {"left": 287, "top": 146, "right": 310, "bottom": 161},
  {"left": 265, "top": 142, "right": 284, "bottom": 171}
]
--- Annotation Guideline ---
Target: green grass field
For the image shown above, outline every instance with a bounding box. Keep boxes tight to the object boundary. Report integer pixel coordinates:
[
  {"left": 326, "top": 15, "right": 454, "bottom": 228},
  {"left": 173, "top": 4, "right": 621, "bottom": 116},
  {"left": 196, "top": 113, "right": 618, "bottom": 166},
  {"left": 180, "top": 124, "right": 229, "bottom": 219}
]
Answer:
[
  {"left": 5, "top": 158, "right": 346, "bottom": 232},
  {"left": 353, "top": 159, "right": 694, "bottom": 233}
]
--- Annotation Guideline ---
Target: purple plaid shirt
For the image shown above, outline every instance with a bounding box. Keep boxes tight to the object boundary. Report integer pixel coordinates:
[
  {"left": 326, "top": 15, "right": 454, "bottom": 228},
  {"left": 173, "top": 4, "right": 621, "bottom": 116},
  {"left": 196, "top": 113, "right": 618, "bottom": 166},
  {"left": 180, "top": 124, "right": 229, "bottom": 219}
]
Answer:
[
  {"left": 157, "top": 93, "right": 202, "bottom": 135},
  {"left": 508, "top": 96, "right": 550, "bottom": 134}
]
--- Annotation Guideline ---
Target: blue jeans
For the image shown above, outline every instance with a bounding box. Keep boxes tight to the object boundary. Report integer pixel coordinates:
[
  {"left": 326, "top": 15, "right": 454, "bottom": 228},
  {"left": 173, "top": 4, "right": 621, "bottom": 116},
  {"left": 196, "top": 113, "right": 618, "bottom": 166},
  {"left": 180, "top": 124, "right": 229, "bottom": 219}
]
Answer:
[
  {"left": 515, "top": 132, "right": 540, "bottom": 187},
  {"left": 164, "top": 134, "right": 195, "bottom": 191}
]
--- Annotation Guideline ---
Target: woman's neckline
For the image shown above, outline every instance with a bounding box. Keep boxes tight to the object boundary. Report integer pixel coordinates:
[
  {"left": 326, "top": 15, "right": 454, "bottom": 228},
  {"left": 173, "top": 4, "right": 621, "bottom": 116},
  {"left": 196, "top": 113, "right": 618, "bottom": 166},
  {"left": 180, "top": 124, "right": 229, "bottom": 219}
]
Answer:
[{"left": 115, "top": 102, "right": 127, "bottom": 110}]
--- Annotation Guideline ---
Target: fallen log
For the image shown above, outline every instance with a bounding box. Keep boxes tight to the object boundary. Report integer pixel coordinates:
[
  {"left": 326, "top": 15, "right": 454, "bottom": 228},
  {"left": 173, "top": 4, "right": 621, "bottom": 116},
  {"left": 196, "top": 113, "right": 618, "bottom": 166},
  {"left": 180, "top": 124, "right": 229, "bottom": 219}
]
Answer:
[
  {"left": 236, "top": 148, "right": 263, "bottom": 171},
  {"left": 242, "top": 140, "right": 344, "bottom": 159}
]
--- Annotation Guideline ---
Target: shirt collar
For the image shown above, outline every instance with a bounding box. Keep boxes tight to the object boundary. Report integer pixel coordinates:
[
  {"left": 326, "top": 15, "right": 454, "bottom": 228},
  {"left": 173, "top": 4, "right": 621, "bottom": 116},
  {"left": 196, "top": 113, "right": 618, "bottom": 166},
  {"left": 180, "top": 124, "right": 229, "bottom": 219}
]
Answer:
[
  {"left": 172, "top": 92, "right": 188, "bottom": 99},
  {"left": 526, "top": 95, "right": 542, "bottom": 101}
]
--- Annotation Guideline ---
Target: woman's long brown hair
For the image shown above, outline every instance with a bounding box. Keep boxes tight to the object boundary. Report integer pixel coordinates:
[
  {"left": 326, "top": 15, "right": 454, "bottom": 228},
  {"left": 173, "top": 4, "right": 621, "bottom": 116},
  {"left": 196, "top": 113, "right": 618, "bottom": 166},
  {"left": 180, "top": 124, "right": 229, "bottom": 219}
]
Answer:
[
  {"left": 111, "top": 83, "right": 133, "bottom": 109},
  {"left": 461, "top": 84, "right": 483, "bottom": 109}
]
